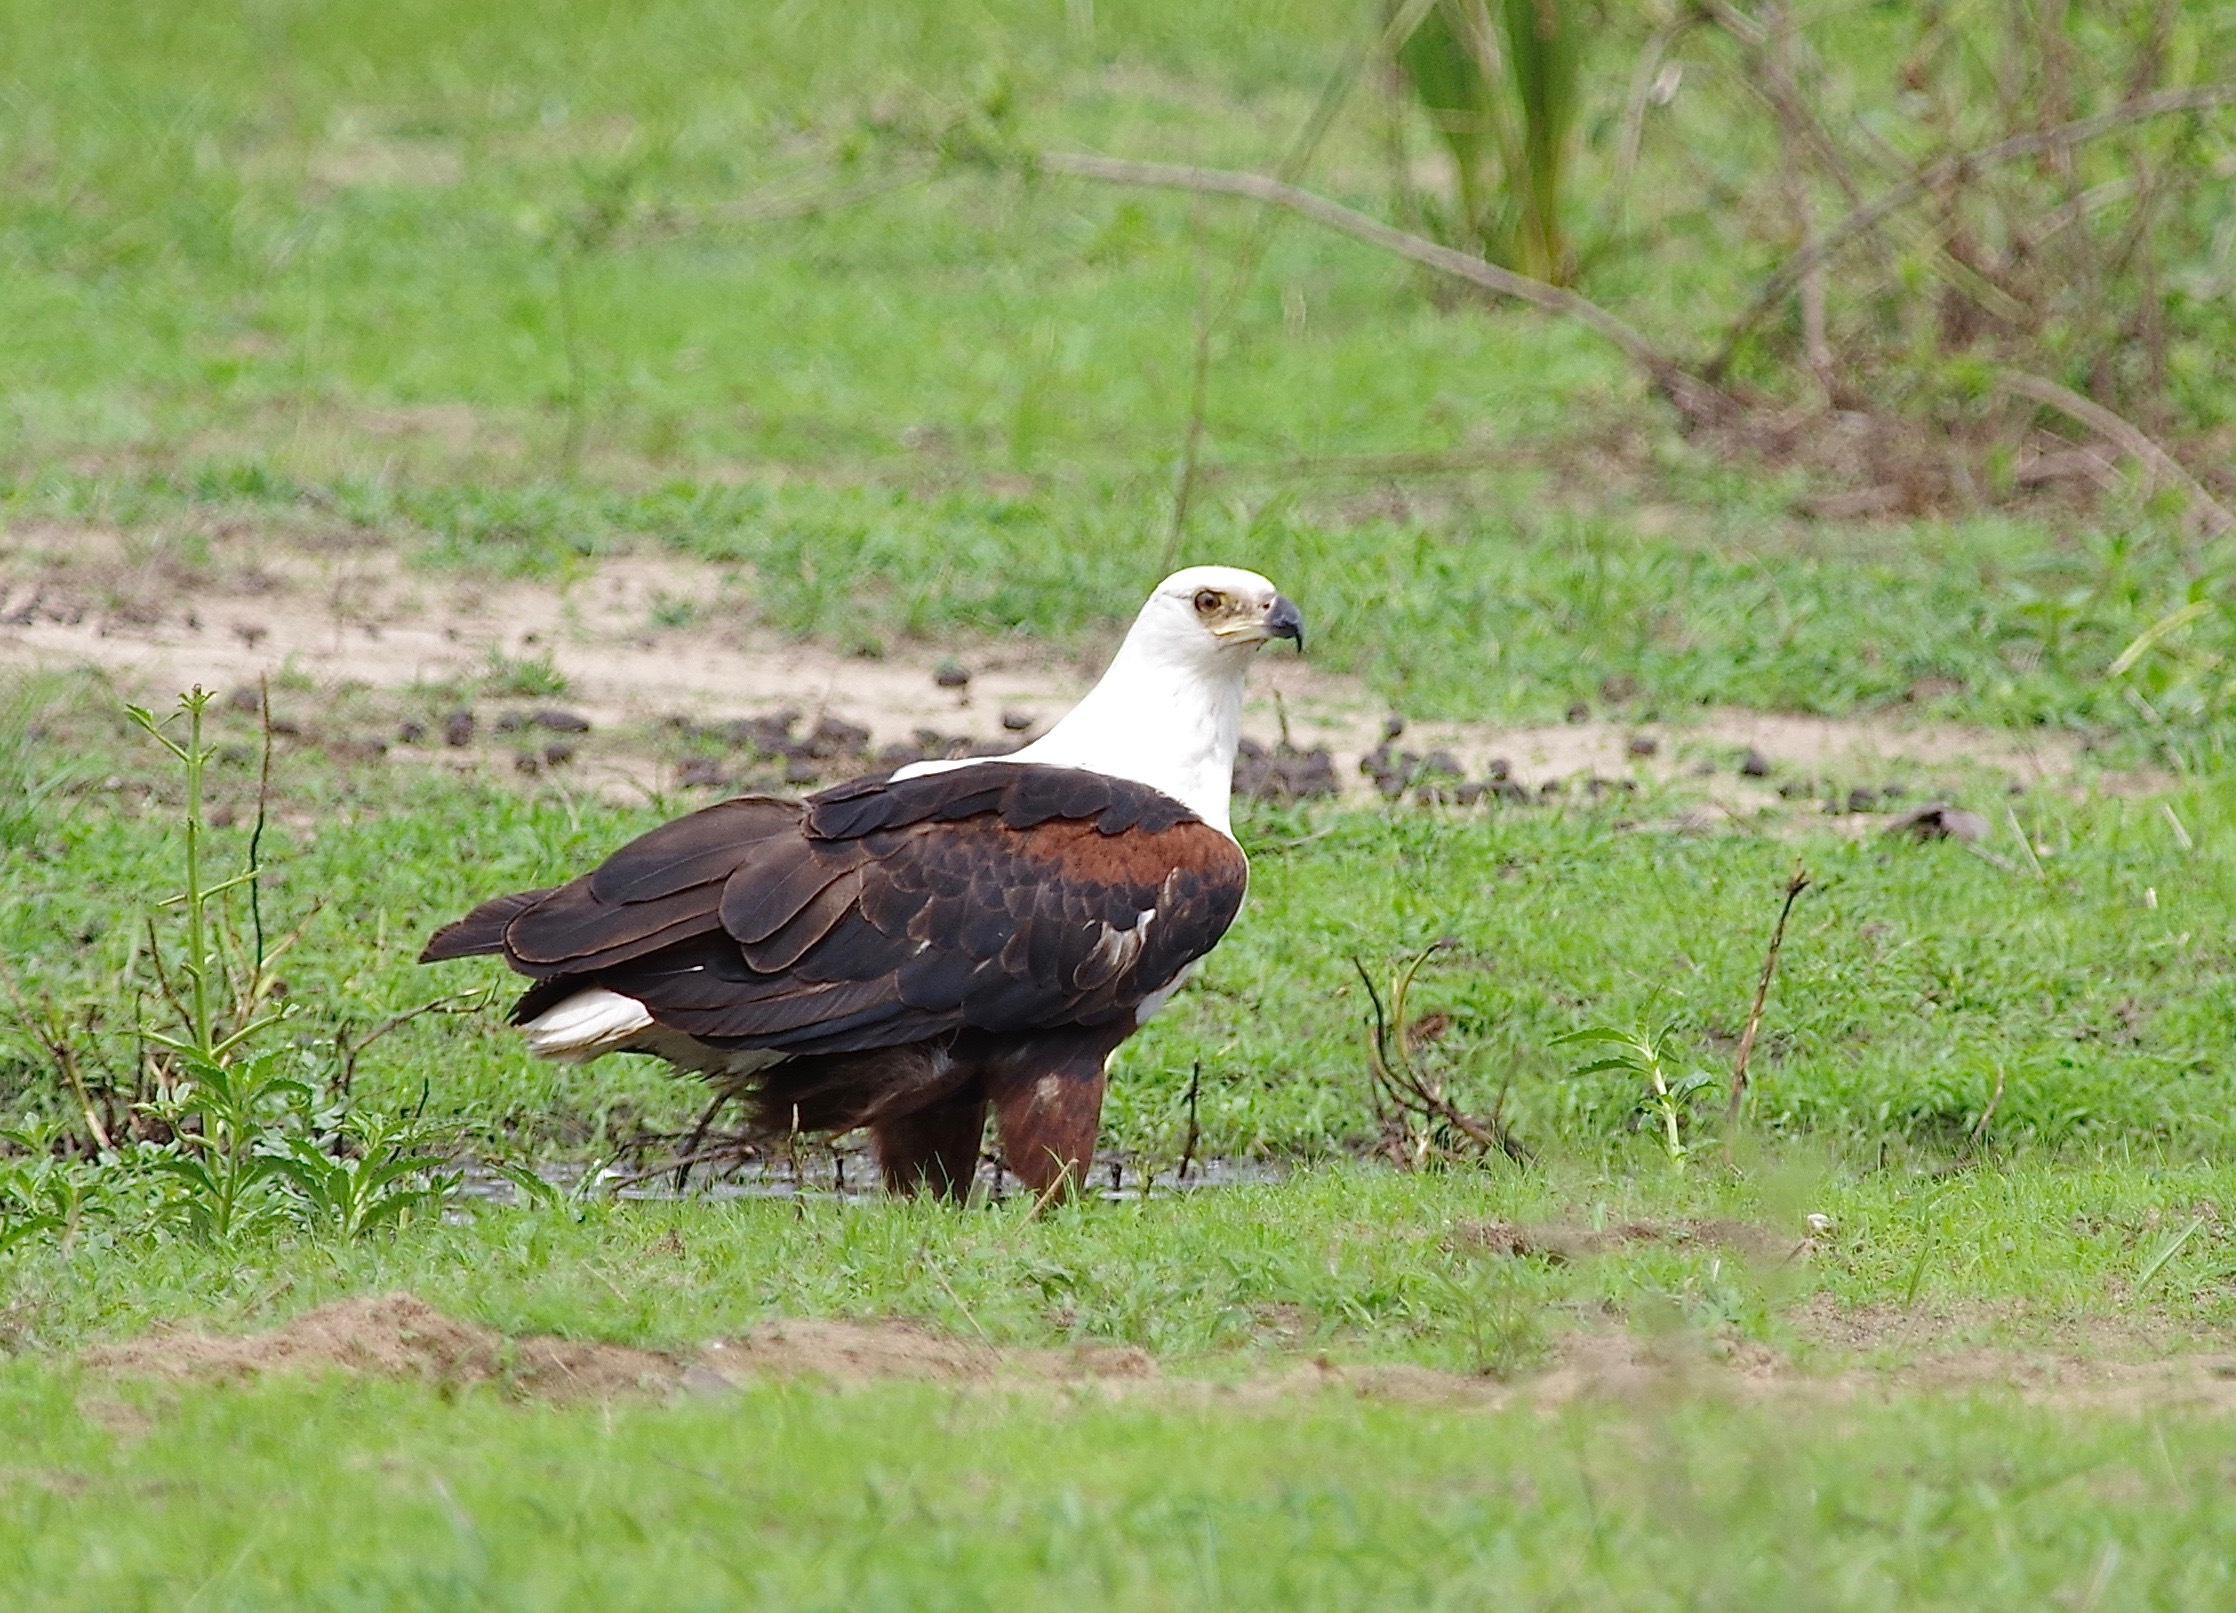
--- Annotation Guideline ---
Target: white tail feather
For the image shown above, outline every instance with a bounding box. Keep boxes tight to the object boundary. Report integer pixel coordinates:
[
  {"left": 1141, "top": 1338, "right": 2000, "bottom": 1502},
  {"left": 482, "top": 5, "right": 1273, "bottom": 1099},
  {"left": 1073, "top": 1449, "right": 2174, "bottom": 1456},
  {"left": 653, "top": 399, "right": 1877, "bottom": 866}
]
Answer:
[{"left": 522, "top": 988, "right": 655, "bottom": 1061}]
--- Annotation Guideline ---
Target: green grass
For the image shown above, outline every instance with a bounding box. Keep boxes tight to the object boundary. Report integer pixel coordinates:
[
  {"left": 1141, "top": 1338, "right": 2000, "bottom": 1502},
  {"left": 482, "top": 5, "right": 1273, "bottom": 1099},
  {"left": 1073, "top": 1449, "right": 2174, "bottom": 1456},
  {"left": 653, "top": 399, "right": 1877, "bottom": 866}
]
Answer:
[
  {"left": 11, "top": 1161, "right": 2236, "bottom": 1610},
  {"left": 9, "top": 675, "right": 2229, "bottom": 1607},
  {"left": 10, "top": 1368, "right": 2234, "bottom": 1612},
  {"left": 3, "top": 0, "right": 2226, "bottom": 753},
  {"left": 0, "top": 0, "right": 1552, "bottom": 470},
  {"left": 7, "top": 681, "right": 2236, "bottom": 1611},
  {"left": 16, "top": 1158, "right": 2236, "bottom": 1359}
]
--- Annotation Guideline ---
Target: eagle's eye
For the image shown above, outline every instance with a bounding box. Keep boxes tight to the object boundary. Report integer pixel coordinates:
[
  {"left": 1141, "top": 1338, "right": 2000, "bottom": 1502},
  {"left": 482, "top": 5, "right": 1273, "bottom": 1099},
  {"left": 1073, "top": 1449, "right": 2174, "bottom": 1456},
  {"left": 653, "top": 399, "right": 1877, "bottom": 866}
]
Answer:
[{"left": 1193, "top": 589, "right": 1224, "bottom": 615}]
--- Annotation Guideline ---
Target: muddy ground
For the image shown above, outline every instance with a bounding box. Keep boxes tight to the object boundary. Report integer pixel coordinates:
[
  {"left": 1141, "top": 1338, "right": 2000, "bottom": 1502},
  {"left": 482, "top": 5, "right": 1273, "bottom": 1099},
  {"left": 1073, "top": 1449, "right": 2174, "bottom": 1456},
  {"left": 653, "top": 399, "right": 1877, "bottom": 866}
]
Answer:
[{"left": 0, "top": 526, "right": 2147, "bottom": 817}]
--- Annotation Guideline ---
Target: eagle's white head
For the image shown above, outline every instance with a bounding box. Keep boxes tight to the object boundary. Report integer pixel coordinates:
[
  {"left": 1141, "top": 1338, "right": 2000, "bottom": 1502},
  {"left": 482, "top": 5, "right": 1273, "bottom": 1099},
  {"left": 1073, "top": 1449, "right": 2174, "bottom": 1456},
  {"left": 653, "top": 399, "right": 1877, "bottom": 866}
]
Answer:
[
  {"left": 897, "top": 565, "right": 1302, "bottom": 837},
  {"left": 1119, "top": 565, "right": 1306, "bottom": 669}
]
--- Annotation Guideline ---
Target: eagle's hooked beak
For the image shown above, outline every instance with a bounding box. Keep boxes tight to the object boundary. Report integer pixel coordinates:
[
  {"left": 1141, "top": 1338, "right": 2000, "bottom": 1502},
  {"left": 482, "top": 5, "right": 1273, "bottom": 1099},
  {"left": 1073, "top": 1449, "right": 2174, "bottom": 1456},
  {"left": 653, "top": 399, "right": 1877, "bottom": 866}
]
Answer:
[{"left": 1266, "top": 595, "right": 1305, "bottom": 652}]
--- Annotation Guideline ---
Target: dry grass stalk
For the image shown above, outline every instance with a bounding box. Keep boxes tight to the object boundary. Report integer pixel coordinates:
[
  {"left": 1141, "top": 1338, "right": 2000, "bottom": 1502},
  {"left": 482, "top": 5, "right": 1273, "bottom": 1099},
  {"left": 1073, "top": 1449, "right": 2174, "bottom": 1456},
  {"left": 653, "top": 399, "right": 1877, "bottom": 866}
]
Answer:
[{"left": 1723, "top": 860, "right": 1811, "bottom": 1143}]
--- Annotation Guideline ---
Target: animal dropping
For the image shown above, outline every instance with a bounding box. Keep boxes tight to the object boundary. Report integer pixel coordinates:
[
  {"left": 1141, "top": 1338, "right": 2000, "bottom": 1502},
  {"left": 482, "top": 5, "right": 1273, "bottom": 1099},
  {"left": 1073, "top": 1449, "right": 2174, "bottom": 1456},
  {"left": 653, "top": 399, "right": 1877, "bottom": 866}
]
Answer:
[{"left": 423, "top": 568, "right": 1304, "bottom": 1202}]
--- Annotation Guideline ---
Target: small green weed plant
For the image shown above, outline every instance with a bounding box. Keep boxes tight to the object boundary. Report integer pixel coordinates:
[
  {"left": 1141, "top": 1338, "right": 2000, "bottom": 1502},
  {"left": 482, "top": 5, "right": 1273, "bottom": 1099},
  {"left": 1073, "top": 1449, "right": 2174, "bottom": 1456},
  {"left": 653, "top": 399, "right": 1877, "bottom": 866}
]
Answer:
[{"left": 1558, "top": 1021, "right": 1719, "bottom": 1173}]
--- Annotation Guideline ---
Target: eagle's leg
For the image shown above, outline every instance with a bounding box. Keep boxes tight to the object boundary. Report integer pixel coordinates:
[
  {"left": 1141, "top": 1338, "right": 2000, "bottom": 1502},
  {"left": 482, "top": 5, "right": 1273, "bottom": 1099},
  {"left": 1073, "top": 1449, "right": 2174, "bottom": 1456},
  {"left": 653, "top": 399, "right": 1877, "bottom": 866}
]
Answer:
[
  {"left": 990, "top": 1061, "right": 1109, "bottom": 1201},
  {"left": 871, "top": 1080, "right": 988, "bottom": 1202}
]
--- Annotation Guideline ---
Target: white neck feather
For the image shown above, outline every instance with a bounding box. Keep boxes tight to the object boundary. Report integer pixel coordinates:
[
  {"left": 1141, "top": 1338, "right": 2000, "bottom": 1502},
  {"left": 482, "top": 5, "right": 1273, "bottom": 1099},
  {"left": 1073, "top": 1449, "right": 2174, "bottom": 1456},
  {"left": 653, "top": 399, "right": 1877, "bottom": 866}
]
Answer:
[
  {"left": 891, "top": 615, "right": 1253, "bottom": 838},
  {"left": 1005, "top": 635, "right": 1246, "bottom": 836}
]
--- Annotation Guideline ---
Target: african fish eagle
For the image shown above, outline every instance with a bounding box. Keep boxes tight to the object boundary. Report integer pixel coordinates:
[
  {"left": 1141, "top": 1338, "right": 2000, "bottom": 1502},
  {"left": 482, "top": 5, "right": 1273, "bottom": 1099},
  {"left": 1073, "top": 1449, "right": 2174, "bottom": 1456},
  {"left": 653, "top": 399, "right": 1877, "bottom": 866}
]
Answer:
[{"left": 420, "top": 566, "right": 1304, "bottom": 1199}]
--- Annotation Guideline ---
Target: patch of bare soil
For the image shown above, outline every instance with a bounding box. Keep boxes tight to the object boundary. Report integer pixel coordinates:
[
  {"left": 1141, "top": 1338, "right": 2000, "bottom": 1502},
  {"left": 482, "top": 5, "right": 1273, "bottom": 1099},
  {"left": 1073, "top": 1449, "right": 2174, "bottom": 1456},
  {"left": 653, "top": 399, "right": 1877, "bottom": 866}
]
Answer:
[
  {"left": 0, "top": 1464, "right": 90, "bottom": 1496},
  {"left": 690, "top": 1317, "right": 1155, "bottom": 1391},
  {"left": 72, "top": 1294, "right": 2236, "bottom": 1418},
  {"left": 697, "top": 1319, "right": 1515, "bottom": 1410},
  {"left": 0, "top": 526, "right": 2154, "bottom": 810},
  {"left": 79, "top": 1293, "right": 678, "bottom": 1402},
  {"left": 1784, "top": 1294, "right": 2236, "bottom": 1413},
  {"left": 1453, "top": 1217, "right": 1804, "bottom": 1265},
  {"left": 1344, "top": 1320, "right": 2236, "bottom": 1419}
]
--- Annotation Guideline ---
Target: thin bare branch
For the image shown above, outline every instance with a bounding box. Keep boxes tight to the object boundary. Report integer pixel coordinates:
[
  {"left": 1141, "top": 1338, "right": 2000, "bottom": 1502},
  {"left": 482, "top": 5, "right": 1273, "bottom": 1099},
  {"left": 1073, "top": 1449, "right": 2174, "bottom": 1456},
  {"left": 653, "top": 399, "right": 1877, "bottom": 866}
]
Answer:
[
  {"left": 1037, "top": 151, "right": 1732, "bottom": 425},
  {"left": 1177, "top": 1059, "right": 1203, "bottom": 1184},
  {"left": 335, "top": 989, "right": 492, "bottom": 1098},
  {"left": 1998, "top": 369, "right": 2235, "bottom": 537},
  {"left": 1615, "top": 18, "right": 1693, "bottom": 197},
  {"left": 1764, "top": 2, "right": 1831, "bottom": 395},
  {"left": 674, "top": 1088, "right": 734, "bottom": 1192},
  {"left": 1350, "top": 949, "right": 1532, "bottom": 1166},
  {"left": 2011, "top": 175, "right": 2136, "bottom": 257},
  {"left": 249, "top": 670, "right": 272, "bottom": 979},
  {"left": 1962, "top": 1067, "right": 2008, "bottom": 1160},
  {"left": 142, "top": 915, "right": 191, "bottom": 1041},
  {"left": 1700, "top": 0, "right": 1873, "bottom": 207},
  {"left": 600, "top": 1143, "right": 760, "bottom": 1189}
]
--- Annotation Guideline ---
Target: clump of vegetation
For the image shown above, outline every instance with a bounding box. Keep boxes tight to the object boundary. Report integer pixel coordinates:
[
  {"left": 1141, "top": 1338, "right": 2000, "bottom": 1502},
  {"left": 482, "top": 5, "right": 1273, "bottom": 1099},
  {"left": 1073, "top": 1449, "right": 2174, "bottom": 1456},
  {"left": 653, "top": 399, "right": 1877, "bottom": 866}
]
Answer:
[
  {"left": 481, "top": 649, "right": 570, "bottom": 699},
  {"left": 1396, "top": 0, "right": 1584, "bottom": 283},
  {"left": 1038, "top": 0, "right": 2235, "bottom": 535},
  {"left": 0, "top": 689, "right": 457, "bottom": 1248},
  {"left": 1683, "top": 1, "right": 2236, "bottom": 523},
  {"left": 1355, "top": 941, "right": 1531, "bottom": 1168}
]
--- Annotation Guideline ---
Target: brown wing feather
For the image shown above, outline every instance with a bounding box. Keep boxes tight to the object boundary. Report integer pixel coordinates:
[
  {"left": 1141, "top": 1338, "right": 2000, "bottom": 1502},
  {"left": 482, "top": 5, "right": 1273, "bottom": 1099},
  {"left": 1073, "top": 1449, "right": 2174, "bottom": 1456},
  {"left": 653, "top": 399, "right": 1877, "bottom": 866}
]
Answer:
[
  {"left": 480, "top": 798, "right": 801, "bottom": 979},
  {"left": 421, "top": 765, "right": 1248, "bottom": 1060},
  {"left": 418, "top": 886, "right": 556, "bottom": 963},
  {"left": 586, "top": 796, "right": 797, "bottom": 903}
]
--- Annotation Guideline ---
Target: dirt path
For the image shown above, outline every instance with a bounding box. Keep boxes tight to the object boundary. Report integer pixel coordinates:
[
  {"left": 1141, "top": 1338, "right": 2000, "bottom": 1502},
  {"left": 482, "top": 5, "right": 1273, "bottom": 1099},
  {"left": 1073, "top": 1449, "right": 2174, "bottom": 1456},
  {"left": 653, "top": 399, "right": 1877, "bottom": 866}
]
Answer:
[{"left": 1, "top": 530, "right": 2130, "bottom": 807}]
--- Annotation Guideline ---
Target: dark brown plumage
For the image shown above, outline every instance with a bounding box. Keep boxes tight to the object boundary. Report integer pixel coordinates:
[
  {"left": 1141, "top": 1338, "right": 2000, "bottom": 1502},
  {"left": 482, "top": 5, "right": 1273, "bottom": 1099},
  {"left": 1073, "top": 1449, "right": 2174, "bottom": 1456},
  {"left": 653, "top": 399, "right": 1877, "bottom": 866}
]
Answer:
[{"left": 422, "top": 763, "right": 1249, "bottom": 1198}]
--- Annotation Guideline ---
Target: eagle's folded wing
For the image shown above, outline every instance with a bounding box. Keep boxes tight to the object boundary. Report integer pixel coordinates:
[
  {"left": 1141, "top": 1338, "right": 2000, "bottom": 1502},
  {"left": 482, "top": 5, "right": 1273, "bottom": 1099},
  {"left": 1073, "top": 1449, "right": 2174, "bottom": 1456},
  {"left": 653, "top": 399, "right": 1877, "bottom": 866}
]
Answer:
[{"left": 421, "top": 764, "right": 1247, "bottom": 1057}]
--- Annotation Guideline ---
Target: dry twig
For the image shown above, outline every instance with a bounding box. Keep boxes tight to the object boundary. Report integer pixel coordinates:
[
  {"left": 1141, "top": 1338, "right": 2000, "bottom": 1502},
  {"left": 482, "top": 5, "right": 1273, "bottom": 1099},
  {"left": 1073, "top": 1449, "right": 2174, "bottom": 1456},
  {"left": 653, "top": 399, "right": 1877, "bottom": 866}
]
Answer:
[
  {"left": 1960, "top": 1067, "right": 2008, "bottom": 1164},
  {"left": 673, "top": 1089, "right": 735, "bottom": 1192},
  {"left": 334, "top": 988, "right": 492, "bottom": 1099}
]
